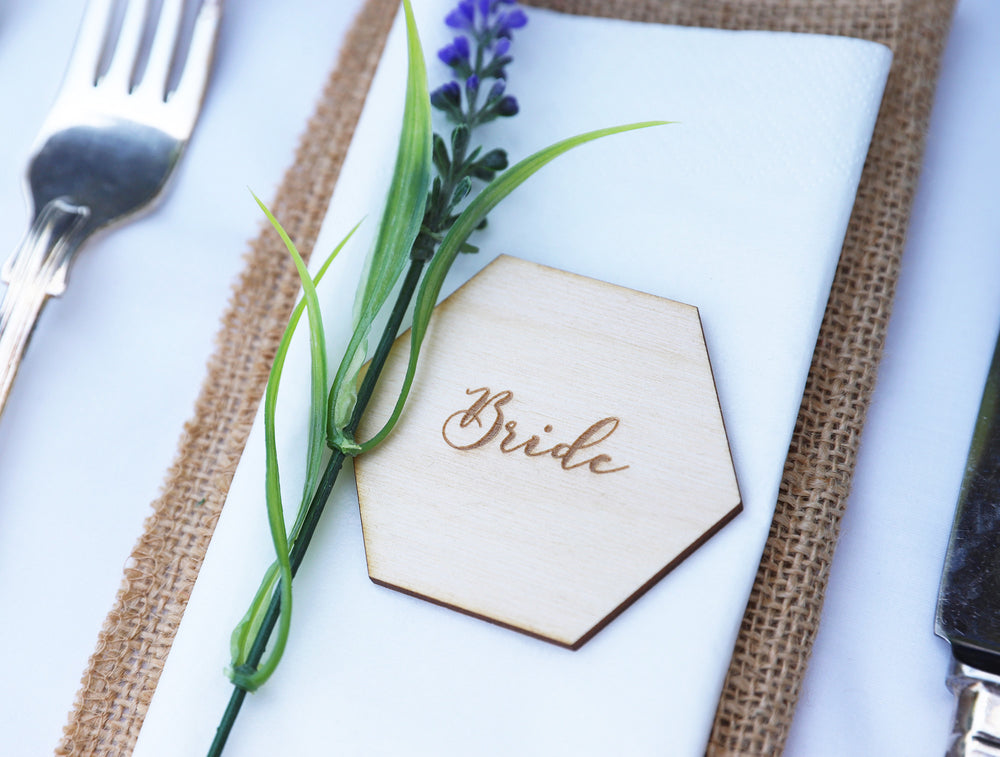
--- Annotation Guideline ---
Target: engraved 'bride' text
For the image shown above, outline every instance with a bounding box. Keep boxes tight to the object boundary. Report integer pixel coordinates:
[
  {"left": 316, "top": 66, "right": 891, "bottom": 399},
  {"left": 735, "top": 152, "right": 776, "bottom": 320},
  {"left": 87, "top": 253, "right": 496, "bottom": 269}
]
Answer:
[{"left": 441, "top": 387, "right": 629, "bottom": 474}]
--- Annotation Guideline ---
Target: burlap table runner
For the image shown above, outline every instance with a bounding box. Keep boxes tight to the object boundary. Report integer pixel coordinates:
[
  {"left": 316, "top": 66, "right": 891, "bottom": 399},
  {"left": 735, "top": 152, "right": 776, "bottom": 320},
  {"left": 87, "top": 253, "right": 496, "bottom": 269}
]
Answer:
[{"left": 56, "top": 0, "right": 955, "bottom": 754}]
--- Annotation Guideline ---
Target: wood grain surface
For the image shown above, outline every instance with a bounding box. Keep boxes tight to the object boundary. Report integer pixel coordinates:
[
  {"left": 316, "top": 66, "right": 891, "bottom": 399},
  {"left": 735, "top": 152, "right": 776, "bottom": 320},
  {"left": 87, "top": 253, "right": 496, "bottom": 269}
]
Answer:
[{"left": 355, "top": 255, "right": 741, "bottom": 647}]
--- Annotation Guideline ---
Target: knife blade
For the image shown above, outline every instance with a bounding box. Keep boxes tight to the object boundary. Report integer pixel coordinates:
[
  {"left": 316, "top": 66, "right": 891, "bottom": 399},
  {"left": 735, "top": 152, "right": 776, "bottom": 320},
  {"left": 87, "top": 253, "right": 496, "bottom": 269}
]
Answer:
[{"left": 936, "top": 327, "right": 1000, "bottom": 756}]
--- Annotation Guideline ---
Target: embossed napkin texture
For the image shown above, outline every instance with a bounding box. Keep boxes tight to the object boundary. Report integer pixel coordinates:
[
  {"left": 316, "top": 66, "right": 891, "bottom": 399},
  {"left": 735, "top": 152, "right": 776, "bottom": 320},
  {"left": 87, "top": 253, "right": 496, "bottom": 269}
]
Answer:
[{"left": 58, "top": 0, "right": 954, "bottom": 755}]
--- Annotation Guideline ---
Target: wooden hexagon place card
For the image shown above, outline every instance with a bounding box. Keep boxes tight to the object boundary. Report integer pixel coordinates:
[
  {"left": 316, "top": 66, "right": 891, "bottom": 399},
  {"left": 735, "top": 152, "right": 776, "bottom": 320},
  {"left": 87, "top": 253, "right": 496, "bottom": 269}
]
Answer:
[{"left": 354, "top": 255, "right": 740, "bottom": 648}]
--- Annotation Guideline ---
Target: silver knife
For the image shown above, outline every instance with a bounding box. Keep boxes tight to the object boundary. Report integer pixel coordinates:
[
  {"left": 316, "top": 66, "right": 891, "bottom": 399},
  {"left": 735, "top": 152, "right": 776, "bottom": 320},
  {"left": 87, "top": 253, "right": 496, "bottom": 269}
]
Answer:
[{"left": 936, "top": 328, "right": 1000, "bottom": 756}]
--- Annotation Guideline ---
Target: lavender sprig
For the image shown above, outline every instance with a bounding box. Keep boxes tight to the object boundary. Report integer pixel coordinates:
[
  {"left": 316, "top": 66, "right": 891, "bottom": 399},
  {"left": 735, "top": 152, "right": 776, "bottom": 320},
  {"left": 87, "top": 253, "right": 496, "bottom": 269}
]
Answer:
[
  {"left": 325, "top": 0, "right": 527, "bottom": 451},
  {"left": 420, "top": 0, "right": 526, "bottom": 252}
]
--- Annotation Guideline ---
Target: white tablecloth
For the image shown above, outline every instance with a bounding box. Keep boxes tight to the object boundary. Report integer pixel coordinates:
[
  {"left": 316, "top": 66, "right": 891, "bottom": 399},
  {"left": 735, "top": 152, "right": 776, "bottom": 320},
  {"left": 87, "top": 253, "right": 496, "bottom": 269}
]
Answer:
[{"left": 0, "top": 1, "right": 995, "bottom": 754}]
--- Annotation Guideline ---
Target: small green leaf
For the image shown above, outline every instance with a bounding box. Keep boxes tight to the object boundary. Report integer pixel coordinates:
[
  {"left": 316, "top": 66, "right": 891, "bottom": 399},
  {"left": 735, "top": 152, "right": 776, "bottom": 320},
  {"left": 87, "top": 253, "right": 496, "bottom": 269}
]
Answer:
[
  {"left": 451, "top": 124, "right": 470, "bottom": 158},
  {"left": 355, "top": 120, "right": 671, "bottom": 452},
  {"left": 428, "top": 175, "right": 443, "bottom": 210},
  {"left": 432, "top": 134, "right": 450, "bottom": 176},
  {"left": 470, "top": 165, "right": 497, "bottom": 182},
  {"left": 480, "top": 148, "right": 508, "bottom": 171},
  {"left": 465, "top": 146, "right": 482, "bottom": 165},
  {"left": 450, "top": 176, "right": 472, "bottom": 207}
]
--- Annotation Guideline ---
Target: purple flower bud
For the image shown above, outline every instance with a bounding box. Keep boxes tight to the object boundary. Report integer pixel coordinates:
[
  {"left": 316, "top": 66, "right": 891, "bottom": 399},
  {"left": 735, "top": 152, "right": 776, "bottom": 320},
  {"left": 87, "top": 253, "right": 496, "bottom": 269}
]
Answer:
[
  {"left": 437, "top": 37, "right": 470, "bottom": 67},
  {"left": 437, "top": 44, "right": 457, "bottom": 66},
  {"left": 497, "top": 95, "right": 519, "bottom": 116},
  {"left": 445, "top": 10, "right": 468, "bottom": 29},
  {"left": 499, "top": 8, "right": 528, "bottom": 32},
  {"left": 466, "top": 74, "right": 480, "bottom": 93},
  {"left": 446, "top": 0, "right": 476, "bottom": 29},
  {"left": 496, "top": 9, "right": 527, "bottom": 39},
  {"left": 493, "top": 37, "right": 510, "bottom": 56},
  {"left": 487, "top": 80, "right": 506, "bottom": 100},
  {"left": 478, "top": 0, "right": 492, "bottom": 17},
  {"left": 430, "top": 81, "right": 462, "bottom": 109}
]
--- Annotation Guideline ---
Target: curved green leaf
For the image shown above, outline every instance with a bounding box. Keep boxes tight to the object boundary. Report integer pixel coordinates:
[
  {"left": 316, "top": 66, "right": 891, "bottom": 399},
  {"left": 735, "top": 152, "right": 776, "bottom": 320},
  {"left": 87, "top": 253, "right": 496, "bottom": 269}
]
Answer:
[
  {"left": 355, "top": 120, "right": 670, "bottom": 452},
  {"left": 254, "top": 195, "right": 328, "bottom": 505},
  {"left": 229, "top": 206, "right": 360, "bottom": 690},
  {"left": 233, "top": 303, "right": 294, "bottom": 691},
  {"left": 328, "top": 0, "right": 433, "bottom": 445}
]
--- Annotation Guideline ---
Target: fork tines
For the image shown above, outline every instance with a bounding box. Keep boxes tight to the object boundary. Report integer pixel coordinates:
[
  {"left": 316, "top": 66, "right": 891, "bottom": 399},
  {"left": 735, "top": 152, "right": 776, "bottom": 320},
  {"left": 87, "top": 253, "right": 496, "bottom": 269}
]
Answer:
[{"left": 66, "top": 0, "right": 221, "bottom": 109}]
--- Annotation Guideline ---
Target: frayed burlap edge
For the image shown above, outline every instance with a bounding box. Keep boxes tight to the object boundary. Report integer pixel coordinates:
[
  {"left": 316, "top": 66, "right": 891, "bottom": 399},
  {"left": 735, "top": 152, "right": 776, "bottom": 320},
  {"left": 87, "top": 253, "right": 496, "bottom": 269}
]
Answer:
[{"left": 56, "top": 0, "right": 955, "bottom": 755}]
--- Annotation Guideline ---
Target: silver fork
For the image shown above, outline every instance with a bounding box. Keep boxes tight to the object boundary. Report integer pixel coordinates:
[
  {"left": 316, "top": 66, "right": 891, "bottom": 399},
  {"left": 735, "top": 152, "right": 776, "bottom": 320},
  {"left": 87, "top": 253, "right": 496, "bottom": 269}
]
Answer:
[{"left": 0, "top": 0, "right": 222, "bottom": 418}]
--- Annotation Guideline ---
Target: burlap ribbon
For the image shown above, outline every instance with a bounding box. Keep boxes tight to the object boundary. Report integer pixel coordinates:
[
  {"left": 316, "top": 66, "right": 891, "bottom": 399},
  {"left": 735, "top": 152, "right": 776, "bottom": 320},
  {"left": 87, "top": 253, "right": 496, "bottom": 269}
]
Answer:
[{"left": 57, "top": 0, "right": 955, "bottom": 754}]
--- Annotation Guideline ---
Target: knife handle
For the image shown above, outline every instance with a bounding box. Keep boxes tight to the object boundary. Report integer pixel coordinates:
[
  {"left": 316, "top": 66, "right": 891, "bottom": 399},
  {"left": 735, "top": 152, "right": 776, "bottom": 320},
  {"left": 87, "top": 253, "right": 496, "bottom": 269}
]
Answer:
[{"left": 946, "top": 661, "right": 1000, "bottom": 756}]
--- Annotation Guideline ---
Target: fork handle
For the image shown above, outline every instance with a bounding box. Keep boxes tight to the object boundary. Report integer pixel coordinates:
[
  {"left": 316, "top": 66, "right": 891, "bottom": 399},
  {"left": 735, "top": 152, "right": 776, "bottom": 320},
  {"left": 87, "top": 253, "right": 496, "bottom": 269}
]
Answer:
[{"left": 0, "top": 198, "right": 90, "bottom": 417}]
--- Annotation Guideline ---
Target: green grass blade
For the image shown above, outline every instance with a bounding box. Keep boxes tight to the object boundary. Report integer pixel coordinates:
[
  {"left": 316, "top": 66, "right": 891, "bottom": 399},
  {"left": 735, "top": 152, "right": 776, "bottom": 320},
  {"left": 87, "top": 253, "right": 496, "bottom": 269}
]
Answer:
[
  {"left": 228, "top": 218, "right": 360, "bottom": 673},
  {"left": 328, "top": 0, "right": 432, "bottom": 444},
  {"left": 253, "top": 195, "right": 329, "bottom": 502},
  {"left": 228, "top": 202, "right": 360, "bottom": 691},
  {"left": 356, "top": 121, "right": 670, "bottom": 452},
  {"left": 292, "top": 221, "right": 362, "bottom": 505},
  {"left": 230, "top": 317, "right": 294, "bottom": 692}
]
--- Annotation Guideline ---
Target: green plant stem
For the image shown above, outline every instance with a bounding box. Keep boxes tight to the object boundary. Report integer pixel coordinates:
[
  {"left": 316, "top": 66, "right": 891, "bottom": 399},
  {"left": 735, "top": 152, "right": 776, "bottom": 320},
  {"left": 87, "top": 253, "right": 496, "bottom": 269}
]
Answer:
[{"left": 208, "top": 257, "right": 427, "bottom": 757}]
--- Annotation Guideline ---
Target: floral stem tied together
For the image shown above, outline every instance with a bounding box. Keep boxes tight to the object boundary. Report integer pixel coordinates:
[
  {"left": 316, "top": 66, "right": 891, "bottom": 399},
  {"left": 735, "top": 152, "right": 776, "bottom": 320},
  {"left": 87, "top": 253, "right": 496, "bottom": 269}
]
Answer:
[{"left": 208, "top": 0, "right": 666, "bottom": 752}]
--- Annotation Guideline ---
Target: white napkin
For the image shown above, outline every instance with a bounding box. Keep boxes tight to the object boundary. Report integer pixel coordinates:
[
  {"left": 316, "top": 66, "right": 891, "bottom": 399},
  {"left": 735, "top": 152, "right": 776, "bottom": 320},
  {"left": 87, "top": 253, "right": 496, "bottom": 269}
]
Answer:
[{"left": 134, "top": 3, "right": 890, "bottom": 755}]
